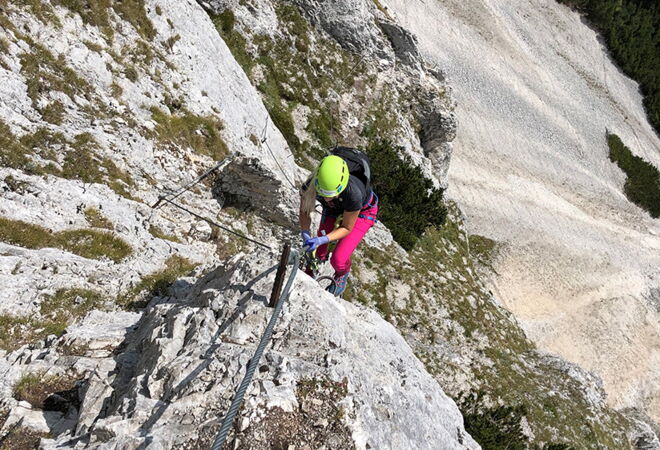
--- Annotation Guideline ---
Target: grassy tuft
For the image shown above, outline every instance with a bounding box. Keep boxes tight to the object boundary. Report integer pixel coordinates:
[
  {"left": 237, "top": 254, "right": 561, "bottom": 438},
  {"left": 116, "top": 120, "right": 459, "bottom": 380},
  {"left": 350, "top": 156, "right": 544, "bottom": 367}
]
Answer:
[
  {"left": 469, "top": 234, "right": 498, "bottom": 268},
  {"left": 148, "top": 224, "right": 180, "bottom": 242},
  {"left": 52, "top": 0, "right": 155, "bottom": 40},
  {"left": 112, "top": 0, "right": 156, "bottom": 40},
  {"left": 16, "top": 0, "right": 62, "bottom": 27},
  {"left": 19, "top": 42, "right": 91, "bottom": 112},
  {"left": 118, "top": 255, "right": 197, "bottom": 308},
  {"left": 124, "top": 65, "right": 138, "bottom": 82},
  {"left": 58, "top": 229, "right": 132, "bottom": 262},
  {"left": 84, "top": 207, "right": 113, "bottom": 229},
  {"left": 0, "top": 288, "right": 106, "bottom": 351},
  {"left": 150, "top": 107, "right": 228, "bottom": 160},
  {"left": 0, "top": 217, "right": 132, "bottom": 262},
  {"left": 607, "top": 133, "right": 660, "bottom": 218},
  {"left": 40, "top": 100, "right": 66, "bottom": 125},
  {"left": 211, "top": 10, "right": 253, "bottom": 73}
]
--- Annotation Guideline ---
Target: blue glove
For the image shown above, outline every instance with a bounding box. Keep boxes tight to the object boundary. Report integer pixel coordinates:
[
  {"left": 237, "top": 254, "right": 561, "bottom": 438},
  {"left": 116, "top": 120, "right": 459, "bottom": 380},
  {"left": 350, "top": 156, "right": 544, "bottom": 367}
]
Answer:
[
  {"left": 304, "top": 235, "right": 330, "bottom": 252},
  {"left": 301, "top": 230, "right": 312, "bottom": 242}
]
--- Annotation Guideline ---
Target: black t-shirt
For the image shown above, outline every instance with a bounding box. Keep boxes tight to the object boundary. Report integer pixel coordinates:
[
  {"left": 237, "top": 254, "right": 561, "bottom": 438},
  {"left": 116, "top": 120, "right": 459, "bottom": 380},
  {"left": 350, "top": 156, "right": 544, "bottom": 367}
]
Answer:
[{"left": 318, "top": 175, "right": 370, "bottom": 216}]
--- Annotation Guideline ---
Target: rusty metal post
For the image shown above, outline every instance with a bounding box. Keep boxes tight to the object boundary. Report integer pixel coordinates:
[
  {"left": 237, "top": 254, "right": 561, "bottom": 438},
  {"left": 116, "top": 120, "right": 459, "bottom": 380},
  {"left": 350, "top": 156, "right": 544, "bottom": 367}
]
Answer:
[{"left": 268, "top": 243, "right": 291, "bottom": 307}]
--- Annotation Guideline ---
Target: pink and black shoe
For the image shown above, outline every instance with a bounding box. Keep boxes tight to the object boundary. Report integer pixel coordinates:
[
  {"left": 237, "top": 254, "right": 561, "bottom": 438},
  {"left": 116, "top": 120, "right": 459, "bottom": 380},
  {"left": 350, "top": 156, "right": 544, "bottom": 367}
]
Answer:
[{"left": 326, "top": 271, "right": 350, "bottom": 297}]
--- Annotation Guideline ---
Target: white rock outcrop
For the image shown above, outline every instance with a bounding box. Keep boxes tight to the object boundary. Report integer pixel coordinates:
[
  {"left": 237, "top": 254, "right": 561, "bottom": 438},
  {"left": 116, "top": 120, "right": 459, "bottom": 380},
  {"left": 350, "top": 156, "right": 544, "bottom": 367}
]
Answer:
[{"left": 39, "top": 255, "right": 479, "bottom": 449}]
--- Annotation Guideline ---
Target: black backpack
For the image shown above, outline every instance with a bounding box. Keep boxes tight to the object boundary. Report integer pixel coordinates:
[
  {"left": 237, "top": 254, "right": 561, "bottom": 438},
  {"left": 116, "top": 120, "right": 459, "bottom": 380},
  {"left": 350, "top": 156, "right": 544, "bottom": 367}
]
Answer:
[{"left": 331, "top": 147, "right": 372, "bottom": 193}]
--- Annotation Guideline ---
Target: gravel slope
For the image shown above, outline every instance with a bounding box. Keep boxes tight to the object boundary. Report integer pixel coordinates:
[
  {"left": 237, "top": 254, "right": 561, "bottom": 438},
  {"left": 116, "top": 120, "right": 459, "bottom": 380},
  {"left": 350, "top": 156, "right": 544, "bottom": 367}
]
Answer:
[{"left": 384, "top": 0, "right": 660, "bottom": 421}]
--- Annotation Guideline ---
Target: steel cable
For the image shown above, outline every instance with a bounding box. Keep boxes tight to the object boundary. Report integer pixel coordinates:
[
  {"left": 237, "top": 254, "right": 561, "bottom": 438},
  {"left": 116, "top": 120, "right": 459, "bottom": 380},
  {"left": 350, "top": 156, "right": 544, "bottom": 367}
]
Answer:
[
  {"left": 160, "top": 197, "right": 273, "bottom": 251},
  {"left": 210, "top": 249, "right": 300, "bottom": 450},
  {"left": 152, "top": 157, "right": 233, "bottom": 209}
]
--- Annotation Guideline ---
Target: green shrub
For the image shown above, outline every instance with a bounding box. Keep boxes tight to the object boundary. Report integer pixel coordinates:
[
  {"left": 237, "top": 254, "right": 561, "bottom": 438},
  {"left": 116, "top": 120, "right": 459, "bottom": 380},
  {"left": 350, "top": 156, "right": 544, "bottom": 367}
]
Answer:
[
  {"left": 607, "top": 133, "right": 660, "bottom": 218},
  {"left": 40, "top": 100, "right": 65, "bottom": 125},
  {"left": 366, "top": 140, "right": 447, "bottom": 250},
  {"left": 0, "top": 217, "right": 132, "bottom": 262},
  {"left": 461, "top": 402, "right": 529, "bottom": 449}
]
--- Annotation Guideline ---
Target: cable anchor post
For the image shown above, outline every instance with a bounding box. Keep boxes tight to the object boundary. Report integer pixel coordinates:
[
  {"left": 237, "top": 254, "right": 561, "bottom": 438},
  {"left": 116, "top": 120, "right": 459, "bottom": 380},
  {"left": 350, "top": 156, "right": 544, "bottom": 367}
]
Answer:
[{"left": 269, "top": 243, "right": 291, "bottom": 308}]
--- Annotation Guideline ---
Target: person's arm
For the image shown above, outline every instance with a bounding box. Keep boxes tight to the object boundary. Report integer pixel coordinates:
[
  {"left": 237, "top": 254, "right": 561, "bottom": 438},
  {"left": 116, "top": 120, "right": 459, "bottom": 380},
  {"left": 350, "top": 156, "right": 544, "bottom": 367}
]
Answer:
[{"left": 326, "top": 210, "right": 359, "bottom": 241}]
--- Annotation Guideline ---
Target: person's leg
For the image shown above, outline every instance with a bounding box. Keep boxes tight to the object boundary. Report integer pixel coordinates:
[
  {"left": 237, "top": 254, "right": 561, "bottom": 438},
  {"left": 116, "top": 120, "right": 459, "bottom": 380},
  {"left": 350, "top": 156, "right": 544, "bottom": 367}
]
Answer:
[
  {"left": 315, "top": 212, "right": 336, "bottom": 262},
  {"left": 330, "top": 206, "right": 378, "bottom": 276}
]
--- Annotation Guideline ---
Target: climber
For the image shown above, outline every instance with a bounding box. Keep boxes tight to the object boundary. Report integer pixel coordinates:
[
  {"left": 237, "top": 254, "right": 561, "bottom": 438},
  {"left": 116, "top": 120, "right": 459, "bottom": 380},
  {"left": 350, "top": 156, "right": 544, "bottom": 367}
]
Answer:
[{"left": 299, "top": 147, "right": 379, "bottom": 297}]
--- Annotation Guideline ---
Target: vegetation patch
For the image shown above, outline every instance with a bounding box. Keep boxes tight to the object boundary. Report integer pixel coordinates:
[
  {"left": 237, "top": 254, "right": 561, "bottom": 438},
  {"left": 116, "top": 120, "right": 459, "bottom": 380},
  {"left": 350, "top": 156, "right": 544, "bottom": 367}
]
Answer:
[
  {"left": 84, "top": 206, "right": 113, "bottom": 229},
  {"left": 211, "top": 5, "right": 358, "bottom": 169},
  {"left": 460, "top": 395, "right": 530, "bottom": 450},
  {"left": 148, "top": 224, "right": 180, "bottom": 242},
  {"left": 366, "top": 140, "right": 447, "bottom": 250},
  {"left": 0, "top": 288, "right": 107, "bottom": 351},
  {"left": 556, "top": 0, "right": 660, "bottom": 134},
  {"left": 18, "top": 41, "right": 91, "bottom": 116},
  {"left": 150, "top": 107, "right": 228, "bottom": 160},
  {"left": 0, "top": 425, "right": 48, "bottom": 449},
  {"left": 0, "top": 315, "right": 55, "bottom": 351},
  {"left": 118, "top": 255, "right": 197, "bottom": 308},
  {"left": 51, "top": 0, "right": 155, "bottom": 41},
  {"left": 469, "top": 234, "right": 498, "bottom": 268},
  {"left": 0, "top": 122, "right": 135, "bottom": 199},
  {"left": 3, "top": 175, "right": 30, "bottom": 194},
  {"left": 0, "top": 217, "right": 132, "bottom": 262},
  {"left": 14, "top": 0, "right": 62, "bottom": 27},
  {"left": 347, "top": 203, "right": 631, "bottom": 448},
  {"left": 40, "top": 100, "right": 66, "bottom": 125},
  {"left": 40, "top": 288, "right": 106, "bottom": 335},
  {"left": 223, "top": 377, "right": 352, "bottom": 449},
  {"left": 607, "top": 133, "right": 660, "bottom": 218}
]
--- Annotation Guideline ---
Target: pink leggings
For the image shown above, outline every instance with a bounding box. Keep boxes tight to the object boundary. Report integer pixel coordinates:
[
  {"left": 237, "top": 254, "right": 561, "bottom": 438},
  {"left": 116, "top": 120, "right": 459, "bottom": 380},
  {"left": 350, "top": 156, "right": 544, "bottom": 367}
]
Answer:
[{"left": 315, "top": 205, "right": 378, "bottom": 276}]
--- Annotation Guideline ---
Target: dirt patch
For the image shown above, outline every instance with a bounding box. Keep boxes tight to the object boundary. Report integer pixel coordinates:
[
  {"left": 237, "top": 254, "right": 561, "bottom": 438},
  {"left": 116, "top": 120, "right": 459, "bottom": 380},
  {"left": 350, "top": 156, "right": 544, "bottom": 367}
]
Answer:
[
  {"left": 231, "top": 377, "right": 353, "bottom": 449},
  {"left": 0, "top": 426, "right": 48, "bottom": 450},
  {"left": 190, "top": 377, "right": 355, "bottom": 449}
]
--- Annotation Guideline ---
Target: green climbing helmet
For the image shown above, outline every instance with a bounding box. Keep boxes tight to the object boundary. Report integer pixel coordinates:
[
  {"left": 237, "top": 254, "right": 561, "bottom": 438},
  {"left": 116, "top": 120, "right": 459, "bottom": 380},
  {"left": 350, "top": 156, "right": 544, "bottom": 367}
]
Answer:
[{"left": 314, "top": 155, "right": 349, "bottom": 197}]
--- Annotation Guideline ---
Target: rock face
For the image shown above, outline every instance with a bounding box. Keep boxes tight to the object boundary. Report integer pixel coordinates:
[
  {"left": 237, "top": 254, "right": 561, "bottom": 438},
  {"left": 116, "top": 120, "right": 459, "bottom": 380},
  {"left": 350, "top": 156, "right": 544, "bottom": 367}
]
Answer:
[
  {"left": 382, "top": 0, "right": 660, "bottom": 422},
  {"left": 0, "top": 0, "right": 476, "bottom": 447},
  {"left": 41, "top": 255, "right": 478, "bottom": 449},
  {"left": 0, "top": 0, "right": 658, "bottom": 447}
]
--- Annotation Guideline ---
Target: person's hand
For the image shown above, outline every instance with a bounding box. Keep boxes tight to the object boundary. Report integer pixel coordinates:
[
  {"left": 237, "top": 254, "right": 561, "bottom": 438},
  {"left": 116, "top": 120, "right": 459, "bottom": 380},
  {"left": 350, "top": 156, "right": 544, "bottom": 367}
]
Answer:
[
  {"left": 301, "top": 230, "right": 312, "bottom": 247},
  {"left": 304, "top": 235, "right": 329, "bottom": 252}
]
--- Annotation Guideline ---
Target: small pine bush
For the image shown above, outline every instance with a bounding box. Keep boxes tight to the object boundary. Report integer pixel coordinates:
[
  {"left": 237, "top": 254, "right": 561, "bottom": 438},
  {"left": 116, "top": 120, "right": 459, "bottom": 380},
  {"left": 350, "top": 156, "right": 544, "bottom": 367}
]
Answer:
[
  {"left": 366, "top": 140, "right": 447, "bottom": 250},
  {"left": 607, "top": 133, "right": 660, "bottom": 218}
]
